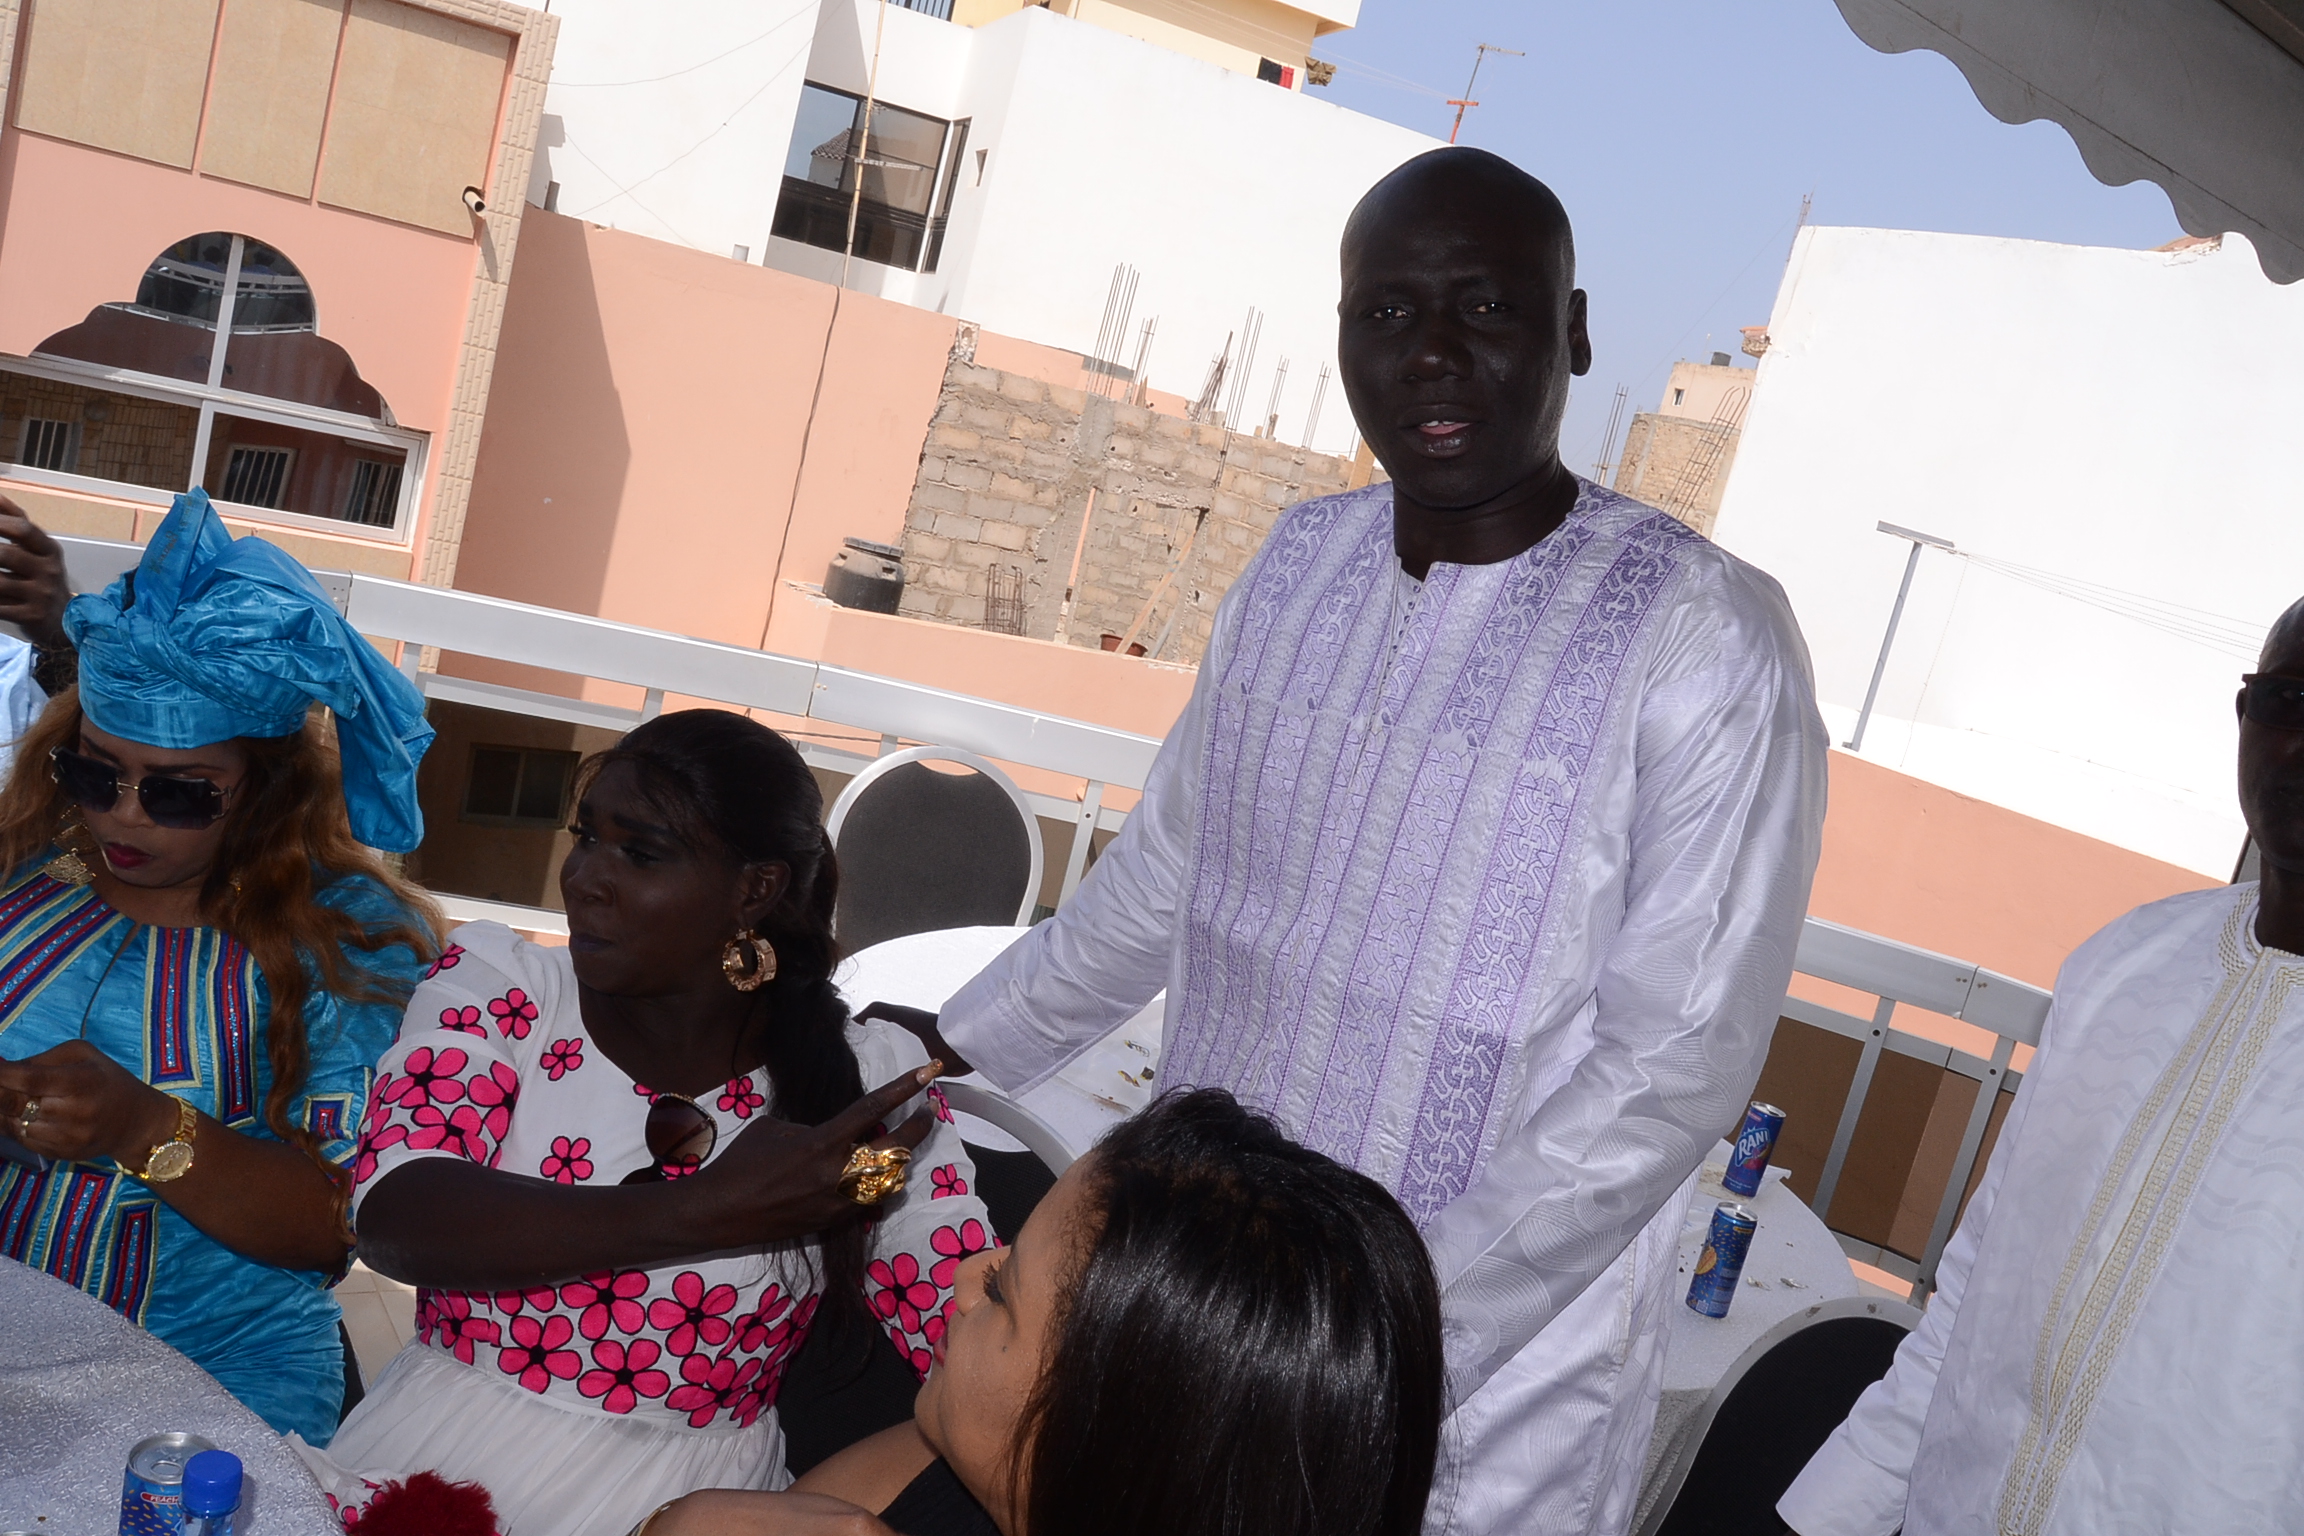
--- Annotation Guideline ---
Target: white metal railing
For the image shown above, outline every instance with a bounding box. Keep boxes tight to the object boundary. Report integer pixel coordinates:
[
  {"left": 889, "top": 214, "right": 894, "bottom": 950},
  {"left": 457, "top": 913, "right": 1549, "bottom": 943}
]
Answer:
[{"left": 55, "top": 535, "right": 2052, "bottom": 1298}]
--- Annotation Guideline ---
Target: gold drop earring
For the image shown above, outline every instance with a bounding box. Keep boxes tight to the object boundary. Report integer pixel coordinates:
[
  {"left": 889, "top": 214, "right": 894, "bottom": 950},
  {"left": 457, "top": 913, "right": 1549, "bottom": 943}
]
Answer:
[{"left": 47, "top": 811, "right": 94, "bottom": 886}]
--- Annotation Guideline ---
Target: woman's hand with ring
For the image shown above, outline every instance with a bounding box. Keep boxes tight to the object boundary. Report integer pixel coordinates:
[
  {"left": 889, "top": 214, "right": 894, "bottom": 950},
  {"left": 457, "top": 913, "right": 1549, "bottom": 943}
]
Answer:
[
  {"left": 689, "top": 1064, "right": 941, "bottom": 1249},
  {"left": 0, "top": 1041, "right": 180, "bottom": 1166}
]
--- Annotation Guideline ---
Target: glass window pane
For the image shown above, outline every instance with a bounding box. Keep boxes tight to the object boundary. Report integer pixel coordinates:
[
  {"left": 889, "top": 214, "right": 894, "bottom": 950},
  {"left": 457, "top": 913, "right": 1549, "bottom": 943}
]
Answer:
[
  {"left": 0, "top": 369, "right": 197, "bottom": 491},
  {"left": 786, "top": 85, "right": 860, "bottom": 187},
  {"left": 201, "top": 412, "right": 411, "bottom": 530},
  {"left": 861, "top": 102, "right": 945, "bottom": 216},
  {"left": 513, "top": 751, "right": 575, "bottom": 822},
  {"left": 464, "top": 748, "right": 522, "bottom": 818}
]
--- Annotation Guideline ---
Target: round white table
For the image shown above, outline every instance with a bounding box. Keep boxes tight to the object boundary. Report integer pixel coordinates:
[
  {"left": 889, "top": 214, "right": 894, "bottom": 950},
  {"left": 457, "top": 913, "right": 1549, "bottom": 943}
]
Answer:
[{"left": 0, "top": 1255, "right": 341, "bottom": 1535}]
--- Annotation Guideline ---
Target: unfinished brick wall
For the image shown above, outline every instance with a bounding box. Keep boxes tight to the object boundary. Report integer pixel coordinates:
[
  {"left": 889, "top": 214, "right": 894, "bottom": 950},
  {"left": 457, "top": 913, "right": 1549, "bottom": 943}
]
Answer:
[
  {"left": 1611, "top": 412, "right": 1742, "bottom": 538},
  {"left": 896, "top": 330, "right": 1358, "bottom": 666}
]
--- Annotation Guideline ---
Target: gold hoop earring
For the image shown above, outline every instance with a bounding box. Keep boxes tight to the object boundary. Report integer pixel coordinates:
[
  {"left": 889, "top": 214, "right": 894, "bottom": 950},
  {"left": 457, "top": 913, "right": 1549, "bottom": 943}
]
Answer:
[
  {"left": 721, "top": 929, "right": 777, "bottom": 992},
  {"left": 46, "top": 811, "right": 93, "bottom": 886}
]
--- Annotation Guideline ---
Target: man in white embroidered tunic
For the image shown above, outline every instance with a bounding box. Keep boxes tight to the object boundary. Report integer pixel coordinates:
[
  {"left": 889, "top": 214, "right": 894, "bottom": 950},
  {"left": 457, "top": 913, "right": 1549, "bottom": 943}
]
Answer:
[
  {"left": 936, "top": 149, "right": 1828, "bottom": 1535},
  {"left": 1780, "top": 602, "right": 2304, "bottom": 1536}
]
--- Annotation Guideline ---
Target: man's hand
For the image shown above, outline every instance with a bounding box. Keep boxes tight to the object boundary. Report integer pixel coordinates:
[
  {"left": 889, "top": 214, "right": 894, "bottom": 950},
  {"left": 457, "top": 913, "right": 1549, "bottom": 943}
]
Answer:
[
  {"left": 0, "top": 495, "right": 71, "bottom": 651},
  {"left": 641, "top": 1490, "right": 896, "bottom": 1536},
  {"left": 853, "top": 1002, "right": 975, "bottom": 1079}
]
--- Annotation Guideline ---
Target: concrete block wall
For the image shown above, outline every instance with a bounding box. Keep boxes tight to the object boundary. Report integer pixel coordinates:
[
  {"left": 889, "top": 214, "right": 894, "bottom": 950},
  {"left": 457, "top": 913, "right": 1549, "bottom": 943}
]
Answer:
[
  {"left": 1611, "top": 412, "right": 1742, "bottom": 538},
  {"left": 897, "top": 347, "right": 1357, "bottom": 664}
]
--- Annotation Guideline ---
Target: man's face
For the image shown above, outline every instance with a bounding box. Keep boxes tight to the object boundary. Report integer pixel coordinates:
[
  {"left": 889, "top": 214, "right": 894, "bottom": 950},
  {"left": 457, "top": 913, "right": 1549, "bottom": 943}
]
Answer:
[
  {"left": 1337, "top": 192, "right": 1590, "bottom": 510},
  {"left": 2240, "top": 629, "right": 2304, "bottom": 872}
]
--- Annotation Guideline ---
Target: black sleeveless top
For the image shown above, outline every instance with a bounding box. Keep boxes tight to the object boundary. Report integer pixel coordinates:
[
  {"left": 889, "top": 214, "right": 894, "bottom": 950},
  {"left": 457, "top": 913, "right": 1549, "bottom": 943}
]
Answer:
[{"left": 879, "top": 1458, "right": 999, "bottom": 1536}]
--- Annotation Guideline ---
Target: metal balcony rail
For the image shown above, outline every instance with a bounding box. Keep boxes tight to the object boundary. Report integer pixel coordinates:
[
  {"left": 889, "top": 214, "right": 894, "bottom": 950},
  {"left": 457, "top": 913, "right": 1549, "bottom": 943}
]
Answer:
[{"left": 54, "top": 536, "right": 2053, "bottom": 1301}]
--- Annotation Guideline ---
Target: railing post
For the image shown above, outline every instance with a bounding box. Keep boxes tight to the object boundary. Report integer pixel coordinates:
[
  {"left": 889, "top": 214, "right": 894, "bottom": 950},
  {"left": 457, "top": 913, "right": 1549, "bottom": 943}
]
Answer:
[
  {"left": 1812, "top": 993, "right": 1897, "bottom": 1222},
  {"left": 1911, "top": 1031, "right": 2017, "bottom": 1305},
  {"left": 640, "top": 688, "right": 665, "bottom": 723},
  {"left": 1058, "top": 780, "right": 1105, "bottom": 906}
]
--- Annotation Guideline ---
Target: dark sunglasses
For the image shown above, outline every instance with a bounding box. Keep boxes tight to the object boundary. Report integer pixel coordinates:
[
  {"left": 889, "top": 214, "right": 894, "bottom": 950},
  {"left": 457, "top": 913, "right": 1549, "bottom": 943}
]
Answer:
[
  {"left": 2241, "top": 674, "right": 2304, "bottom": 732},
  {"left": 620, "top": 1092, "right": 717, "bottom": 1185},
  {"left": 51, "top": 747, "right": 234, "bottom": 830}
]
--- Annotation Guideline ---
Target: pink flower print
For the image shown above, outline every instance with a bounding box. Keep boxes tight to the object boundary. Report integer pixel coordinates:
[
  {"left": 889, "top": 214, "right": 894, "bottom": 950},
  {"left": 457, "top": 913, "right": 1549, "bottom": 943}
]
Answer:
[
  {"left": 540, "top": 1136, "right": 594, "bottom": 1184},
  {"left": 541, "top": 1038, "right": 585, "bottom": 1080},
  {"left": 466, "top": 1061, "right": 520, "bottom": 1149},
  {"left": 925, "top": 1083, "right": 955, "bottom": 1124},
  {"left": 350, "top": 1120, "right": 406, "bottom": 1187},
  {"left": 578, "top": 1337, "right": 670, "bottom": 1415},
  {"left": 633, "top": 1081, "right": 657, "bottom": 1099},
  {"left": 647, "top": 1270, "right": 740, "bottom": 1357},
  {"left": 930, "top": 1164, "right": 968, "bottom": 1199},
  {"left": 499, "top": 1312, "right": 582, "bottom": 1393},
  {"left": 562, "top": 1269, "right": 651, "bottom": 1339},
  {"left": 729, "top": 1293, "right": 819, "bottom": 1424},
  {"left": 670, "top": 1350, "right": 767, "bottom": 1429},
  {"left": 717, "top": 1077, "right": 765, "bottom": 1118},
  {"left": 423, "top": 1291, "right": 501, "bottom": 1365},
  {"left": 438, "top": 1005, "right": 485, "bottom": 1036},
  {"left": 929, "top": 1219, "right": 994, "bottom": 1290},
  {"left": 490, "top": 1283, "right": 559, "bottom": 1316},
  {"left": 407, "top": 1101, "right": 489, "bottom": 1160},
  {"left": 388, "top": 1046, "right": 469, "bottom": 1108},
  {"left": 488, "top": 988, "right": 540, "bottom": 1040},
  {"left": 731, "top": 1285, "right": 795, "bottom": 1353},
  {"left": 867, "top": 1252, "right": 939, "bottom": 1338},
  {"left": 424, "top": 943, "right": 464, "bottom": 979}
]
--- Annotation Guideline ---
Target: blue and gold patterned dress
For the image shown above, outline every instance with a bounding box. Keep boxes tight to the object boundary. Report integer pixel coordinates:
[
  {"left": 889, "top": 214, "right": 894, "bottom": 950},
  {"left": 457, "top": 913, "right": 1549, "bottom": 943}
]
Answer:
[{"left": 0, "top": 865, "right": 420, "bottom": 1442}]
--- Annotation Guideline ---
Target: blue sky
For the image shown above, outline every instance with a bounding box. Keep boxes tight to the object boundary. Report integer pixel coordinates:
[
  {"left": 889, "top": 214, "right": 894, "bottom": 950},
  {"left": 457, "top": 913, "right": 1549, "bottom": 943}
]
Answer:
[{"left": 1313, "top": 1, "right": 2182, "bottom": 474}]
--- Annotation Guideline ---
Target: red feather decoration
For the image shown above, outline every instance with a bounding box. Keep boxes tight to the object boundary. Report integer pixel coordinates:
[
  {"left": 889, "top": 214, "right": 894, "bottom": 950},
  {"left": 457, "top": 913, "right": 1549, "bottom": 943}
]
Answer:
[{"left": 351, "top": 1471, "right": 500, "bottom": 1536}]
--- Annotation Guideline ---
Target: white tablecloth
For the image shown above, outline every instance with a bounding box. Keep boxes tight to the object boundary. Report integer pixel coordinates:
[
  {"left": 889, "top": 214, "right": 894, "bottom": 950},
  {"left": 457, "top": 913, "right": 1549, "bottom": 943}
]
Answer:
[
  {"left": 836, "top": 925, "right": 1159, "bottom": 1159},
  {"left": 1632, "top": 1149, "right": 1861, "bottom": 1532},
  {"left": 0, "top": 1254, "right": 340, "bottom": 1535}
]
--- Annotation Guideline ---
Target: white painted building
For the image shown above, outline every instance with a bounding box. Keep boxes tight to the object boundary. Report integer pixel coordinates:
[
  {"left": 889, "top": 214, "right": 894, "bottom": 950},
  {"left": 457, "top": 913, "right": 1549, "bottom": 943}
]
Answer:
[
  {"left": 1714, "top": 225, "right": 2304, "bottom": 878},
  {"left": 527, "top": 0, "right": 1435, "bottom": 456}
]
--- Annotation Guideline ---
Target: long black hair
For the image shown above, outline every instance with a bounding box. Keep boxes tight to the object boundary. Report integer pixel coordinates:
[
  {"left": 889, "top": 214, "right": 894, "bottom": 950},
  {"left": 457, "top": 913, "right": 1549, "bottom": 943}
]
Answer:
[
  {"left": 1016, "top": 1088, "right": 1444, "bottom": 1536},
  {"left": 573, "top": 709, "right": 866, "bottom": 1299}
]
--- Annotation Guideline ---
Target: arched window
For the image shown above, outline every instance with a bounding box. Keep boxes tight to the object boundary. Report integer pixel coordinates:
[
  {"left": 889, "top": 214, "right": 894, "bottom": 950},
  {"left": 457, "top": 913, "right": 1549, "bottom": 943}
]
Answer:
[{"left": 0, "top": 233, "right": 420, "bottom": 537}]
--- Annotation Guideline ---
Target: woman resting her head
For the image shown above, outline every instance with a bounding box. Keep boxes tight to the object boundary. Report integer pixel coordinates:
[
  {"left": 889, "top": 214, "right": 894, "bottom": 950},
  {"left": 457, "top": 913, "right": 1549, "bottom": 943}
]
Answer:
[
  {"left": 302, "top": 708, "right": 997, "bottom": 1536},
  {"left": 0, "top": 490, "right": 441, "bottom": 1441},
  {"left": 646, "top": 1088, "right": 1445, "bottom": 1536}
]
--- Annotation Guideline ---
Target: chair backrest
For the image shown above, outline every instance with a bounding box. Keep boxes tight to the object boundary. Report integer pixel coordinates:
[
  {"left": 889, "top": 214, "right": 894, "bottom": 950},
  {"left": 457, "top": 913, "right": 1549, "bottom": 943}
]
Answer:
[
  {"left": 826, "top": 746, "right": 1045, "bottom": 952},
  {"left": 1645, "top": 1296, "right": 1920, "bottom": 1536}
]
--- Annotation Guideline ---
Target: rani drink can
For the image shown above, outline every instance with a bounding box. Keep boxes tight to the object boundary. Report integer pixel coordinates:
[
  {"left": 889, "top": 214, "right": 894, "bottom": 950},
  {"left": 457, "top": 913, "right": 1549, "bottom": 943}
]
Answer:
[
  {"left": 1722, "top": 1101, "right": 1786, "bottom": 1198},
  {"left": 120, "top": 1432, "right": 215, "bottom": 1536},
  {"left": 1685, "top": 1202, "right": 1759, "bottom": 1319}
]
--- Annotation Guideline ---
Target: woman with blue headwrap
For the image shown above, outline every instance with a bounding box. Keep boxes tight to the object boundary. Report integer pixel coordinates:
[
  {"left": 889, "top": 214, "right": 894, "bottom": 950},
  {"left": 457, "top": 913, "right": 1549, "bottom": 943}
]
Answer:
[{"left": 0, "top": 490, "right": 440, "bottom": 1443}]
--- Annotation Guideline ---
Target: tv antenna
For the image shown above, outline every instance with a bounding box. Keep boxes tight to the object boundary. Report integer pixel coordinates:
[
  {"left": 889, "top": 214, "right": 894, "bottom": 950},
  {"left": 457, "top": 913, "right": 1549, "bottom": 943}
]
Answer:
[{"left": 1447, "top": 43, "right": 1522, "bottom": 144}]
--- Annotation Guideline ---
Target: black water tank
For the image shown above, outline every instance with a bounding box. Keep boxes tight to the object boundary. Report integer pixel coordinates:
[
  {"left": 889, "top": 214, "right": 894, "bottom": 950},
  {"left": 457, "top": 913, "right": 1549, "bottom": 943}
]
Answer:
[{"left": 824, "top": 537, "right": 905, "bottom": 614}]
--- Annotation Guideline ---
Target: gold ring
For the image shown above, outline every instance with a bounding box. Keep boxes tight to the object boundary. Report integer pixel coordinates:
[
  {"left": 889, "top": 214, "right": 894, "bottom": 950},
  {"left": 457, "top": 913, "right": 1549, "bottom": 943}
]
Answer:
[
  {"left": 18, "top": 1097, "right": 38, "bottom": 1130},
  {"left": 837, "top": 1143, "right": 911, "bottom": 1206}
]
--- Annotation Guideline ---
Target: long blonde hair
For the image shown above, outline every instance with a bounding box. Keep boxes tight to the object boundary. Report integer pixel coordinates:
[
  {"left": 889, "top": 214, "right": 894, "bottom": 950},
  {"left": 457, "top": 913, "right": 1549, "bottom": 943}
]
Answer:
[{"left": 0, "top": 689, "right": 441, "bottom": 1185}]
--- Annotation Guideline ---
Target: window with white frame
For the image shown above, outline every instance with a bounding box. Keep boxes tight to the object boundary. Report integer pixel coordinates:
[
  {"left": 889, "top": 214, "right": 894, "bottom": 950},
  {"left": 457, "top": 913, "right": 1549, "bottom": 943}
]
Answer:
[{"left": 0, "top": 232, "right": 424, "bottom": 541}]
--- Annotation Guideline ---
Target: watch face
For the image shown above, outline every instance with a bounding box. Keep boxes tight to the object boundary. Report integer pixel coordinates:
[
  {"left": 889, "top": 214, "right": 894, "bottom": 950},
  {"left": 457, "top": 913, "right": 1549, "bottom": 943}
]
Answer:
[{"left": 145, "top": 1140, "right": 195, "bottom": 1182}]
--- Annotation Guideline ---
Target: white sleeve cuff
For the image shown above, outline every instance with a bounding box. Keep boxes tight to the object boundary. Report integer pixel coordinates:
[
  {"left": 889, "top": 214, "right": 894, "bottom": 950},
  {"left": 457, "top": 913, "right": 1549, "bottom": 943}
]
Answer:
[{"left": 1776, "top": 1422, "right": 1911, "bottom": 1536}]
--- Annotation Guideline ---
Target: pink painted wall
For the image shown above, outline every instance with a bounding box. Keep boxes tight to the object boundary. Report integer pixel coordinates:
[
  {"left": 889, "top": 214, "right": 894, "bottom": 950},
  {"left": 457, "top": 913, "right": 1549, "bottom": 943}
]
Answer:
[
  {"left": 455, "top": 210, "right": 957, "bottom": 659},
  {"left": 0, "top": 128, "right": 478, "bottom": 545}
]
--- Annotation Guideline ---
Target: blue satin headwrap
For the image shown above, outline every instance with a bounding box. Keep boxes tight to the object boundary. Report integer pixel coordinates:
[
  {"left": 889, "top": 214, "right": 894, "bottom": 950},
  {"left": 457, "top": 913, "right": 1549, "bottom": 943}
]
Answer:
[{"left": 62, "top": 491, "right": 434, "bottom": 852}]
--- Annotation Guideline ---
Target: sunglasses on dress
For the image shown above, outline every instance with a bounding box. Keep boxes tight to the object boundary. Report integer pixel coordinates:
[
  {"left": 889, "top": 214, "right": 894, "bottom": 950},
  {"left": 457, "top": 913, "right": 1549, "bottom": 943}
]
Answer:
[
  {"left": 621, "top": 1093, "right": 717, "bottom": 1184},
  {"left": 51, "top": 747, "right": 234, "bottom": 830},
  {"left": 2241, "top": 674, "right": 2304, "bottom": 732}
]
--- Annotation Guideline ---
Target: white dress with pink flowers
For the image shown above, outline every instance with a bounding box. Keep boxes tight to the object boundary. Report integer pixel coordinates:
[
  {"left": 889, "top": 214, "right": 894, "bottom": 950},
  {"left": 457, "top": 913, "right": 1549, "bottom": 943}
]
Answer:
[{"left": 293, "top": 922, "right": 994, "bottom": 1536}]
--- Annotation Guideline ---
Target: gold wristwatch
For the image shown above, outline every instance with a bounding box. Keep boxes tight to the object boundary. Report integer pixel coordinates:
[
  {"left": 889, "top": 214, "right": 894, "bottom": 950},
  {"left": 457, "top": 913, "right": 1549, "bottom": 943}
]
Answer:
[{"left": 134, "top": 1098, "right": 198, "bottom": 1183}]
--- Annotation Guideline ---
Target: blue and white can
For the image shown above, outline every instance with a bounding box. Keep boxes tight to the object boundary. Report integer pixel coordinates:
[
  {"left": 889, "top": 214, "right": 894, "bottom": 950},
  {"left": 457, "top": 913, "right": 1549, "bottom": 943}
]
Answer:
[
  {"left": 1722, "top": 1101, "right": 1786, "bottom": 1198},
  {"left": 1686, "top": 1202, "right": 1759, "bottom": 1319},
  {"left": 120, "top": 1432, "right": 215, "bottom": 1535}
]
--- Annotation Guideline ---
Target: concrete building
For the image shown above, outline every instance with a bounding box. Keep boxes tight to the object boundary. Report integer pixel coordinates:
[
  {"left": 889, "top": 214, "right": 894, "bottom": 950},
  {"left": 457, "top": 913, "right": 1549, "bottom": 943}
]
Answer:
[
  {"left": 529, "top": 0, "right": 1433, "bottom": 456},
  {"left": 1716, "top": 224, "right": 2304, "bottom": 891},
  {"left": 1611, "top": 354, "right": 1755, "bottom": 536}
]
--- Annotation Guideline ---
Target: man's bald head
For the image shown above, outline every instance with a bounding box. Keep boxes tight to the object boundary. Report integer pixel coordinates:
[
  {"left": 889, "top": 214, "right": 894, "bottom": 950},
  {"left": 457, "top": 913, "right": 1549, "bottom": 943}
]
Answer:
[
  {"left": 2264, "top": 596, "right": 2304, "bottom": 672},
  {"left": 1343, "top": 148, "right": 1576, "bottom": 297}
]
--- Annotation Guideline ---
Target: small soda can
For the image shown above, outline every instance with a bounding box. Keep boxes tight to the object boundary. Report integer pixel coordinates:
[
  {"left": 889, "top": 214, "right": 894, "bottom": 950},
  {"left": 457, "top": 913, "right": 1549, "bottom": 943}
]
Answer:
[
  {"left": 1686, "top": 1202, "right": 1759, "bottom": 1319},
  {"left": 120, "top": 1432, "right": 215, "bottom": 1536},
  {"left": 1722, "top": 1101, "right": 1787, "bottom": 1198}
]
